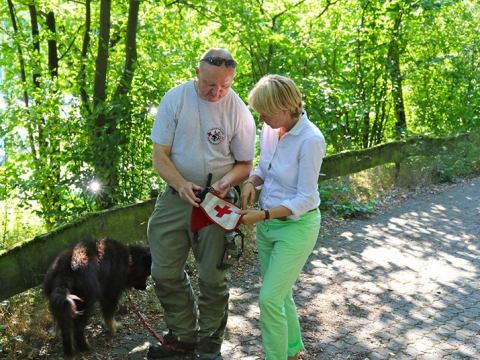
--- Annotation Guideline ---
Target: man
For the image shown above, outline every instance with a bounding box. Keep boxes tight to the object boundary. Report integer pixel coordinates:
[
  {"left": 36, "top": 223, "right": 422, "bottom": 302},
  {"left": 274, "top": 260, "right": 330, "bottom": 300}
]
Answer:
[{"left": 147, "top": 48, "right": 256, "bottom": 360}]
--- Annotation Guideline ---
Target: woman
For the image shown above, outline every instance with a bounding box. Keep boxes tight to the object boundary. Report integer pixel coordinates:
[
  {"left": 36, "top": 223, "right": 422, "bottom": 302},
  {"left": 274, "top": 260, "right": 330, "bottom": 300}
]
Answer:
[{"left": 239, "top": 75, "right": 326, "bottom": 359}]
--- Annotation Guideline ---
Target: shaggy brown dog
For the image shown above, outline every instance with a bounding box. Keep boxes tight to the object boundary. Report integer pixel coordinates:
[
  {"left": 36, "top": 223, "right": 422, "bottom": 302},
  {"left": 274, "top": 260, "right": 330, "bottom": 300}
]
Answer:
[{"left": 44, "top": 238, "right": 151, "bottom": 356}]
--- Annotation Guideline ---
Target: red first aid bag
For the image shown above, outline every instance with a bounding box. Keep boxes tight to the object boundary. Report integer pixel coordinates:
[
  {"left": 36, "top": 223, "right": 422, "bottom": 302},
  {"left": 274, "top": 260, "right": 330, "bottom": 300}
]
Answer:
[{"left": 191, "top": 189, "right": 243, "bottom": 233}]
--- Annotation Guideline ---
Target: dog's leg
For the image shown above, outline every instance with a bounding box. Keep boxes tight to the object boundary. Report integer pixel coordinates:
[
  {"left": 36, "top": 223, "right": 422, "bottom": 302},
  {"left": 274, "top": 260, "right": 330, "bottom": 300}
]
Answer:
[
  {"left": 72, "top": 301, "right": 93, "bottom": 352},
  {"left": 58, "top": 320, "right": 75, "bottom": 356},
  {"left": 104, "top": 316, "right": 119, "bottom": 335},
  {"left": 73, "top": 317, "right": 90, "bottom": 352},
  {"left": 100, "top": 296, "right": 120, "bottom": 335}
]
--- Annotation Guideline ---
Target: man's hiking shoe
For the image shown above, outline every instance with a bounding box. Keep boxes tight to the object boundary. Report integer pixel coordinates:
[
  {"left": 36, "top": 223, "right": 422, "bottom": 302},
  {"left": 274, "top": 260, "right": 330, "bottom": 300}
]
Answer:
[
  {"left": 191, "top": 339, "right": 221, "bottom": 360},
  {"left": 147, "top": 330, "right": 196, "bottom": 359}
]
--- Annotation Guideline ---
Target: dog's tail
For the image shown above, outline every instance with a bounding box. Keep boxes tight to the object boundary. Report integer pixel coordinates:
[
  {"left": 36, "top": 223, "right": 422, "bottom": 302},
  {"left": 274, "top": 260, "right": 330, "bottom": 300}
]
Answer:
[
  {"left": 48, "top": 286, "right": 85, "bottom": 318},
  {"left": 65, "top": 292, "right": 84, "bottom": 317}
]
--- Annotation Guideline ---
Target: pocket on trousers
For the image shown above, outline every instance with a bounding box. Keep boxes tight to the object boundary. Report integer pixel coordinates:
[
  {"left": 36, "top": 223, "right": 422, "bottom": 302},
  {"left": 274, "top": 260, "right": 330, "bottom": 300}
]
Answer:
[{"left": 217, "top": 229, "right": 244, "bottom": 269}]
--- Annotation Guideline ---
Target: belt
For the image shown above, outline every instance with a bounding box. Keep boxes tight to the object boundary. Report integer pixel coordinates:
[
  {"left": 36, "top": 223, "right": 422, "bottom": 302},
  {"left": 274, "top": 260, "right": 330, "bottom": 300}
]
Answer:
[
  {"left": 275, "top": 208, "right": 317, "bottom": 221},
  {"left": 167, "top": 184, "right": 177, "bottom": 195}
]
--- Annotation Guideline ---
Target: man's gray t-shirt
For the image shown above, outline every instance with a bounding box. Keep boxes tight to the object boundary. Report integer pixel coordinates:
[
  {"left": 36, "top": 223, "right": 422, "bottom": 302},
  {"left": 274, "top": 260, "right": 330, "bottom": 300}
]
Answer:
[{"left": 151, "top": 80, "right": 256, "bottom": 186}]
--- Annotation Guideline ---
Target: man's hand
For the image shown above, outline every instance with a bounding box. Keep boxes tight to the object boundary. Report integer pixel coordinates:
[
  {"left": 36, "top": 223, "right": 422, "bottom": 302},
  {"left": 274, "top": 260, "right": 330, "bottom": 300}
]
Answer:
[
  {"left": 211, "top": 178, "right": 231, "bottom": 198},
  {"left": 177, "top": 181, "right": 203, "bottom": 207}
]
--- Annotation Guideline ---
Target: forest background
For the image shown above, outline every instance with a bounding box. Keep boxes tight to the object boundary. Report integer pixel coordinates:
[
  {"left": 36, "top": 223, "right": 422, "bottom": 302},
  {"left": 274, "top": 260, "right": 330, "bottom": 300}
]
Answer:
[{"left": 1, "top": 0, "right": 479, "bottom": 247}]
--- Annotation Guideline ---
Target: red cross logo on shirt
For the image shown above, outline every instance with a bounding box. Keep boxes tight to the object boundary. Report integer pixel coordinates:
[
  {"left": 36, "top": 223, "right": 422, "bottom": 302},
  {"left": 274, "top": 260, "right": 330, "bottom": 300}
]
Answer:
[{"left": 215, "top": 205, "right": 233, "bottom": 218}]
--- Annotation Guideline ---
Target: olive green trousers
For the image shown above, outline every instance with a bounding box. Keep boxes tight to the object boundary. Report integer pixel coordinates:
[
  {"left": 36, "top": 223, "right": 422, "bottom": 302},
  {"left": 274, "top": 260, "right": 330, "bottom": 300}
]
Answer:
[{"left": 147, "top": 187, "right": 229, "bottom": 344}]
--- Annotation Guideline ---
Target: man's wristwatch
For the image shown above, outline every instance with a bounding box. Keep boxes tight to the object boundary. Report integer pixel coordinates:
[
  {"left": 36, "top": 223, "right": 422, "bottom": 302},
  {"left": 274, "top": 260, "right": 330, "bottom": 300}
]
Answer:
[{"left": 243, "top": 180, "right": 255, "bottom": 187}]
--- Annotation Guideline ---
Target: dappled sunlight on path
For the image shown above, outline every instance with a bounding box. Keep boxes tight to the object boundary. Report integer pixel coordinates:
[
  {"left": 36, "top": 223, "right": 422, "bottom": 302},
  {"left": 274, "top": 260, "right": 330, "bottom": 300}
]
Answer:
[
  {"left": 288, "top": 178, "right": 480, "bottom": 359},
  {"left": 224, "top": 177, "right": 480, "bottom": 359}
]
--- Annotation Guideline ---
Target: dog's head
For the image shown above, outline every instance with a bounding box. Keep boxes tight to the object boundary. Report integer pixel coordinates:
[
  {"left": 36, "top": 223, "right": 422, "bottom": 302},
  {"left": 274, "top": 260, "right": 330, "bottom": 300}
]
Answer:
[{"left": 126, "top": 245, "right": 151, "bottom": 290}]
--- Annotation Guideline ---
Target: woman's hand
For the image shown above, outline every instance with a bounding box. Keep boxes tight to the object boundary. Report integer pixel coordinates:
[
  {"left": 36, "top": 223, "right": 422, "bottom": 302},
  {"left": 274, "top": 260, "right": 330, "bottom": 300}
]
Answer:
[
  {"left": 237, "top": 209, "right": 265, "bottom": 225},
  {"left": 240, "top": 182, "right": 256, "bottom": 210}
]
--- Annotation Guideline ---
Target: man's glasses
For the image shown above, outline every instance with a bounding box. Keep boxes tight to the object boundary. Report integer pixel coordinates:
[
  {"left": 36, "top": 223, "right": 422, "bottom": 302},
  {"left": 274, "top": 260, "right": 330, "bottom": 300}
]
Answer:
[{"left": 200, "top": 56, "right": 237, "bottom": 69}]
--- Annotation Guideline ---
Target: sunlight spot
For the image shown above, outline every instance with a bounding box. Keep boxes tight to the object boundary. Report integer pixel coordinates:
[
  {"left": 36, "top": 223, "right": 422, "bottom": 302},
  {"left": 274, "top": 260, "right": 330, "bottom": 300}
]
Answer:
[{"left": 88, "top": 180, "right": 102, "bottom": 194}]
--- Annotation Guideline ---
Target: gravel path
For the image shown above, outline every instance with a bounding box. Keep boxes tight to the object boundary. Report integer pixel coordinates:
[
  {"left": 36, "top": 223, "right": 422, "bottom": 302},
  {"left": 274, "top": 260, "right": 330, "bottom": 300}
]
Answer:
[{"left": 226, "top": 176, "right": 480, "bottom": 359}]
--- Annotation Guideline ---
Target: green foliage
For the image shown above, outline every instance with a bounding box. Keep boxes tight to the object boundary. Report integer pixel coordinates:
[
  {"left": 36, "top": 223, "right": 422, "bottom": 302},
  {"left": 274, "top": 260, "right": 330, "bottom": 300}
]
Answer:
[
  {"left": 333, "top": 199, "right": 377, "bottom": 218},
  {"left": 432, "top": 145, "right": 480, "bottom": 183},
  {"left": 319, "top": 184, "right": 377, "bottom": 218},
  {"left": 0, "top": 0, "right": 479, "bottom": 239},
  {"left": 0, "top": 196, "right": 46, "bottom": 250}
]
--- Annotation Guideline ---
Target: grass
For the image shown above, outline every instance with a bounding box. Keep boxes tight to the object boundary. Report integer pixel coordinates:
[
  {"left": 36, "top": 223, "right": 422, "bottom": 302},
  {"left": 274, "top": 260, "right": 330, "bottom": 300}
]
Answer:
[{"left": 0, "top": 289, "right": 51, "bottom": 356}]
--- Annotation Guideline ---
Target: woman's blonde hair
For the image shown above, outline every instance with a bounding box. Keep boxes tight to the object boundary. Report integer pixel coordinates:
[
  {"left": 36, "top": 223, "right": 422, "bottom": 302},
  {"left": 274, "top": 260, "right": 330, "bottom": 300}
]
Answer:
[{"left": 248, "top": 75, "right": 304, "bottom": 118}]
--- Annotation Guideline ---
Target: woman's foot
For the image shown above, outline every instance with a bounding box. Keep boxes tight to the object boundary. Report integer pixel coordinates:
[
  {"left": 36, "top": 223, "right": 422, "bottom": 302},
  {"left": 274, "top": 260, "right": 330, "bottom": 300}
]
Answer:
[{"left": 287, "top": 354, "right": 298, "bottom": 360}]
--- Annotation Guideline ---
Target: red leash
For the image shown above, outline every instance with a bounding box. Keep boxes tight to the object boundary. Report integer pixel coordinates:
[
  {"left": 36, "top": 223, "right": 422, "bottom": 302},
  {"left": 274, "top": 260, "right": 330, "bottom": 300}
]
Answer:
[{"left": 127, "top": 294, "right": 193, "bottom": 354}]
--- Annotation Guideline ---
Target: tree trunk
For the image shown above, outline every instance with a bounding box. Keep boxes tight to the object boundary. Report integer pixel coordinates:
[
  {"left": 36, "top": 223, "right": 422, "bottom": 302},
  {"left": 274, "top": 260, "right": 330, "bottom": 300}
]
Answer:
[
  {"left": 388, "top": 9, "right": 407, "bottom": 139},
  {"left": 79, "top": 0, "right": 92, "bottom": 111},
  {"left": 92, "top": 0, "right": 140, "bottom": 209},
  {"left": 93, "top": 0, "right": 110, "bottom": 127}
]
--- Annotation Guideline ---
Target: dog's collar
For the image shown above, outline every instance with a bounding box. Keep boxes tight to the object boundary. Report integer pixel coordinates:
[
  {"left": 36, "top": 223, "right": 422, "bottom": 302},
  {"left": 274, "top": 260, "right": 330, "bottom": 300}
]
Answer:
[{"left": 127, "top": 255, "right": 133, "bottom": 275}]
